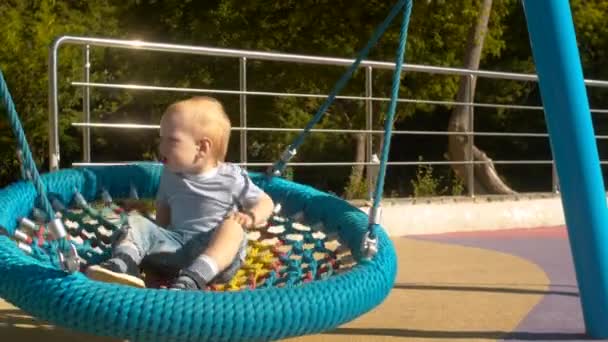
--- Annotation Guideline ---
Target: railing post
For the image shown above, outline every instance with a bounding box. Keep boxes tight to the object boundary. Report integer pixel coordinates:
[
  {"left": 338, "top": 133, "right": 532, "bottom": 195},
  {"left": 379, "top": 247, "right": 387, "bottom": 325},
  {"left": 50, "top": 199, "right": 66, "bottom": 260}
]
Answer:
[
  {"left": 365, "top": 66, "right": 374, "bottom": 193},
  {"left": 239, "top": 57, "right": 247, "bottom": 167},
  {"left": 82, "top": 45, "right": 91, "bottom": 163},
  {"left": 467, "top": 74, "right": 476, "bottom": 197},
  {"left": 49, "top": 35, "right": 608, "bottom": 190},
  {"left": 552, "top": 163, "right": 560, "bottom": 193},
  {"left": 48, "top": 39, "right": 62, "bottom": 171}
]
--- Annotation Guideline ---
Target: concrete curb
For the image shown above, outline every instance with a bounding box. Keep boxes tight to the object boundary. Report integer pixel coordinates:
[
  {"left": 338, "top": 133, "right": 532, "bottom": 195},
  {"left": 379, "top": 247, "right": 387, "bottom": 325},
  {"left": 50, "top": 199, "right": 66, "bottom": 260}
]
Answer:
[{"left": 356, "top": 193, "right": 569, "bottom": 236}]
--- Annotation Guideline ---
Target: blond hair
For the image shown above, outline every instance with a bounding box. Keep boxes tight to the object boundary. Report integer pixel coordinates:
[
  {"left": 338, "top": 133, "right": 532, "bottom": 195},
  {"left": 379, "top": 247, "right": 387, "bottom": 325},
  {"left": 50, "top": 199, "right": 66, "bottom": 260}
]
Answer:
[{"left": 165, "top": 96, "right": 231, "bottom": 162}]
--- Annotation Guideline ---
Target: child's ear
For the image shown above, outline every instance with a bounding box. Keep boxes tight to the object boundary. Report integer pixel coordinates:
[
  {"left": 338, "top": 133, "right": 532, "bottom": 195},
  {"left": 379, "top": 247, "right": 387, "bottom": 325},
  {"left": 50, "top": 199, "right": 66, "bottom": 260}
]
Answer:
[{"left": 197, "top": 138, "right": 212, "bottom": 156}]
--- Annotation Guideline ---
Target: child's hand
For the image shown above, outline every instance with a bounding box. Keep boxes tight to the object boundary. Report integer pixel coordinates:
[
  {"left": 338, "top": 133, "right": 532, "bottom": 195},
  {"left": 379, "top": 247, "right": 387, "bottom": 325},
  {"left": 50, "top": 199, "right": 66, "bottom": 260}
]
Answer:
[{"left": 230, "top": 211, "right": 256, "bottom": 229}]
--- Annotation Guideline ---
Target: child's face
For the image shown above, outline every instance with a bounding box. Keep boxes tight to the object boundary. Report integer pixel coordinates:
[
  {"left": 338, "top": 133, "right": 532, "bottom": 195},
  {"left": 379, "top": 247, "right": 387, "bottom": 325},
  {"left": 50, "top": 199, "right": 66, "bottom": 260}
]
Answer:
[{"left": 159, "top": 109, "right": 208, "bottom": 174}]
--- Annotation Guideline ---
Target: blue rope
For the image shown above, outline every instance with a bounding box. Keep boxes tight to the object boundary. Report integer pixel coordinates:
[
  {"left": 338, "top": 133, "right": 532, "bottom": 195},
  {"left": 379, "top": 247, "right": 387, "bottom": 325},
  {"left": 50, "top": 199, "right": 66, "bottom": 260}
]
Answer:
[
  {"left": 368, "top": 1, "right": 412, "bottom": 238},
  {"left": 268, "top": 0, "right": 408, "bottom": 176},
  {"left": 0, "top": 71, "right": 55, "bottom": 219},
  {"left": 16, "top": 150, "right": 29, "bottom": 180},
  {"left": 0, "top": 70, "right": 73, "bottom": 263}
]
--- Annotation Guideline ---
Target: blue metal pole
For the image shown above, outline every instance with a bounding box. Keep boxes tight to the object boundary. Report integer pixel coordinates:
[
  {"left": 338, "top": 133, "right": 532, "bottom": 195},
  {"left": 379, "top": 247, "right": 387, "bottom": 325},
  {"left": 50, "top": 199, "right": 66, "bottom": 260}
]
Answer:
[{"left": 522, "top": 0, "right": 608, "bottom": 337}]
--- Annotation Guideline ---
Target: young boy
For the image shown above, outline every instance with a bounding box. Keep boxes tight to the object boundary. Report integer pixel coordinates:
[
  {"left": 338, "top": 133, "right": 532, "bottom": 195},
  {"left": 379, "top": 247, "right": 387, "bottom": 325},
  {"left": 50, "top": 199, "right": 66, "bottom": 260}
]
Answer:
[{"left": 86, "top": 96, "right": 274, "bottom": 290}]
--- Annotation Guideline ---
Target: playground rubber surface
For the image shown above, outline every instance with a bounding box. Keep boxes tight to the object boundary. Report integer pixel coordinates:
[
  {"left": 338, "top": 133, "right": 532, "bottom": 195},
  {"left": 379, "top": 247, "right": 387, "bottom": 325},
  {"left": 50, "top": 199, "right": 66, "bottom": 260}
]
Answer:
[{"left": 1, "top": 226, "right": 600, "bottom": 341}]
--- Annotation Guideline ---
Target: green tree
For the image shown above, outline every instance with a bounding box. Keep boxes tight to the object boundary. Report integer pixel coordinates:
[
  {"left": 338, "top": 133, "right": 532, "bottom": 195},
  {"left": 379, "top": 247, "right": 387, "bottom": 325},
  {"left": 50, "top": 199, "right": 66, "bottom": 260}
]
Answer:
[
  {"left": 187, "top": 0, "right": 519, "bottom": 193},
  {"left": 0, "top": 0, "right": 122, "bottom": 186},
  {"left": 6, "top": 0, "right": 608, "bottom": 197},
  {"left": 86, "top": 0, "right": 531, "bottom": 195}
]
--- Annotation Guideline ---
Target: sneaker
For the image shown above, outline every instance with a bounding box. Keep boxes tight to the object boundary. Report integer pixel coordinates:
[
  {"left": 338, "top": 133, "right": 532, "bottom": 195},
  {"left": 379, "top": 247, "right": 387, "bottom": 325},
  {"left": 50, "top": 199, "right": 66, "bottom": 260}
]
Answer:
[
  {"left": 86, "top": 256, "right": 145, "bottom": 288},
  {"left": 169, "top": 274, "right": 202, "bottom": 291}
]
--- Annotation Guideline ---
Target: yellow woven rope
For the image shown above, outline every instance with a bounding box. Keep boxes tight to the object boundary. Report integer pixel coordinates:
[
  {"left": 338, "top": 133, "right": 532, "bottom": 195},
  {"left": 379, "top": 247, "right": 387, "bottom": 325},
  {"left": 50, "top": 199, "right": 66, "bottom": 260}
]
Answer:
[{"left": 212, "top": 241, "right": 277, "bottom": 291}]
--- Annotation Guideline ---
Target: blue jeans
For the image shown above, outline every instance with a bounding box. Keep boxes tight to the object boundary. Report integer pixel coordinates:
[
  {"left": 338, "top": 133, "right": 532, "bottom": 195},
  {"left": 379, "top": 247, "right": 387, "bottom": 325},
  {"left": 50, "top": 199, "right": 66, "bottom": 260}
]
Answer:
[{"left": 114, "top": 214, "right": 246, "bottom": 283}]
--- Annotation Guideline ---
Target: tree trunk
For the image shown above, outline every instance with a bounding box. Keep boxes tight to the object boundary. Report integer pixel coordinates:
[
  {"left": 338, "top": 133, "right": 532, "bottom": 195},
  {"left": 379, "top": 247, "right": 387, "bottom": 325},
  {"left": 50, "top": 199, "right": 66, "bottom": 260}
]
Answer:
[
  {"left": 337, "top": 100, "right": 371, "bottom": 199},
  {"left": 343, "top": 131, "right": 368, "bottom": 200},
  {"left": 447, "top": 0, "right": 516, "bottom": 195}
]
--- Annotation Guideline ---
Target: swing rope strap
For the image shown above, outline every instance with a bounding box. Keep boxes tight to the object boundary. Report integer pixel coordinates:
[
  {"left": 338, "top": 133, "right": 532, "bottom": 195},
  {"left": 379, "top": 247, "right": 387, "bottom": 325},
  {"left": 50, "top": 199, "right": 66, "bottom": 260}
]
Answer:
[
  {"left": 0, "top": 70, "right": 79, "bottom": 272},
  {"left": 267, "top": 0, "right": 409, "bottom": 177}
]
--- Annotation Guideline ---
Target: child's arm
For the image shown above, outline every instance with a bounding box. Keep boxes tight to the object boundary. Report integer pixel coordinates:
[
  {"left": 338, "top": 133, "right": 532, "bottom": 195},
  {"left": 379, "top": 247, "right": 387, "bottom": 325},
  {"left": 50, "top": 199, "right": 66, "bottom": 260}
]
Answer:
[
  {"left": 155, "top": 201, "right": 171, "bottom": 227},
  {"left": 230, "top": 166, "right": 274, "bottom": 229},
  {"left": 249, "top": 192, "right": 274, "bottom": 226},
  {"left": 233, "top": 192, "right": 274, "bottom": 228}
]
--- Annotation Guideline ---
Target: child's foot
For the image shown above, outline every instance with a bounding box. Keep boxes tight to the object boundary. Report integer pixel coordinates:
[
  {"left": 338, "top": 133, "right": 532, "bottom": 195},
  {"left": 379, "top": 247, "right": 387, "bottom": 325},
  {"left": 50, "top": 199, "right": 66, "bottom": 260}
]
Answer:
[
  {"left": 86, "top": 256, "right": 145, "bottom": 288},
  {"left": 169, "top": 274, "right": 202, "bottom": 291}
]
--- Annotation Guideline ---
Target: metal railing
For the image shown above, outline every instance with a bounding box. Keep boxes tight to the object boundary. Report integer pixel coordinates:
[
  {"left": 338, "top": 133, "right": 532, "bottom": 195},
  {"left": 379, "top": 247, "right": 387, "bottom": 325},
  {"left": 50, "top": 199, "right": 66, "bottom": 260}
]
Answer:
[{"left": 49, "top": 35, "right": 608, "bottom": 196}]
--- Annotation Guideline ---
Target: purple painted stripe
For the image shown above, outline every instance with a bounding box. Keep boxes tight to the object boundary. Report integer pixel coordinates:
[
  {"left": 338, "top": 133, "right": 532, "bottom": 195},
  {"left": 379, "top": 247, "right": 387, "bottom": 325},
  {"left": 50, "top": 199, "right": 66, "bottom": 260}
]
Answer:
[{"left": 415, "top": 228, "right": 602, "bottom": 341}]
